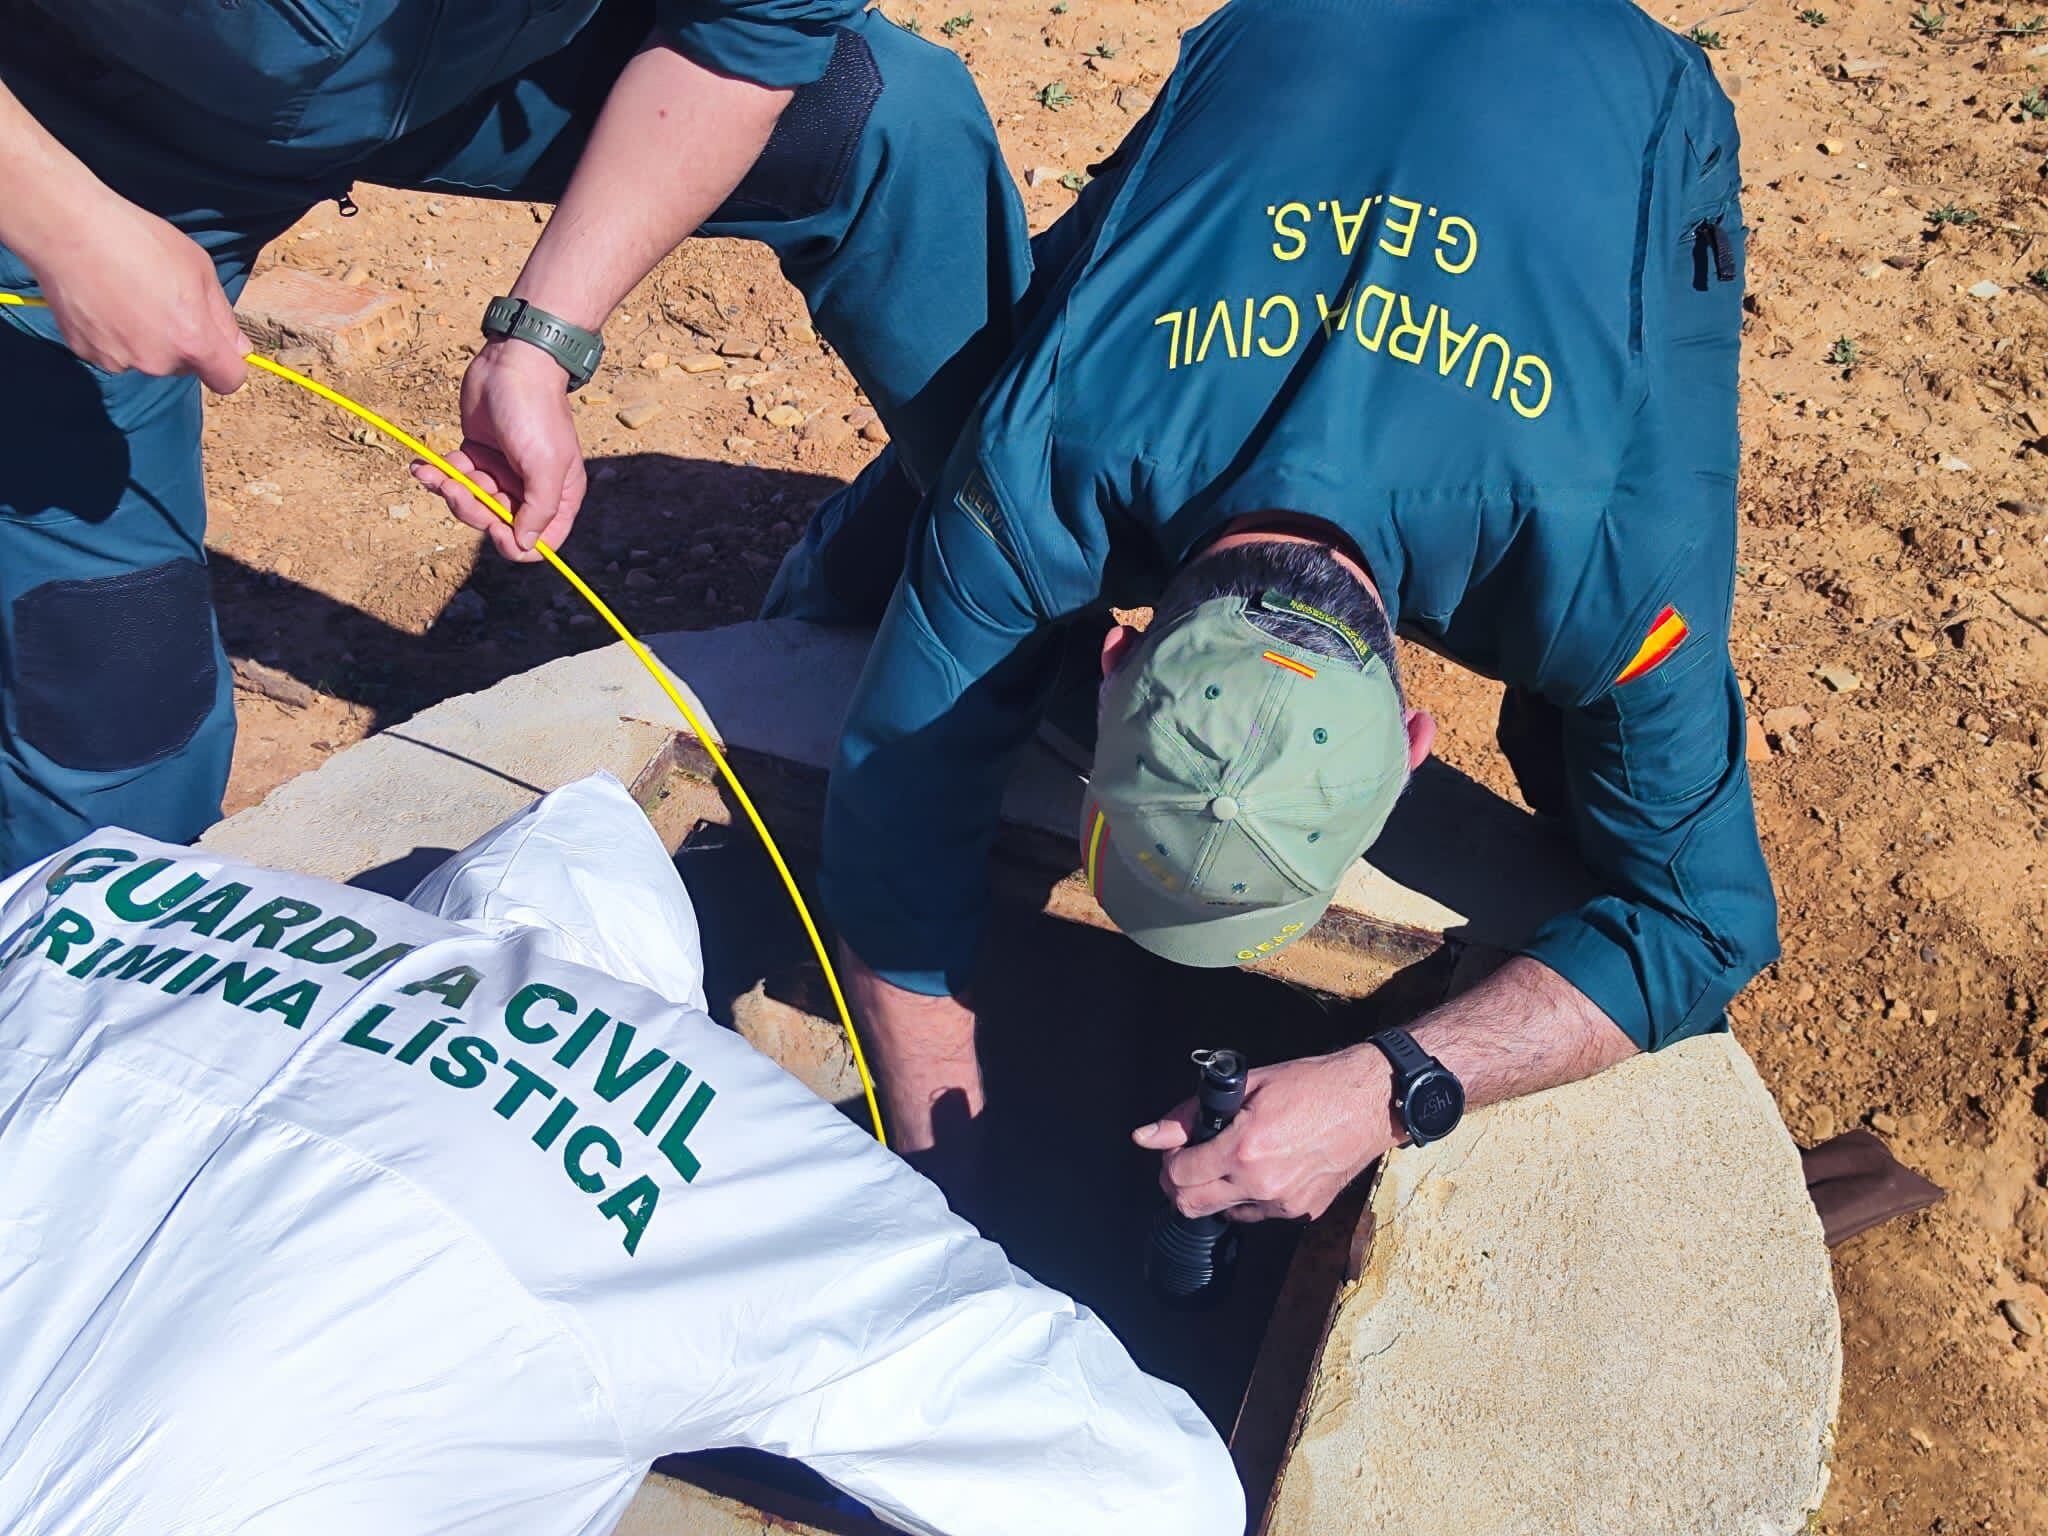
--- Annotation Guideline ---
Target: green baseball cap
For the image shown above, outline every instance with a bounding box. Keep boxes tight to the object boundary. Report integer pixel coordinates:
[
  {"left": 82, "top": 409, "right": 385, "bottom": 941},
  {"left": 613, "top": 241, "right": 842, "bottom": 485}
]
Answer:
[{"left": 1082, "top": 589, "right": 1407, "bottom": 968}]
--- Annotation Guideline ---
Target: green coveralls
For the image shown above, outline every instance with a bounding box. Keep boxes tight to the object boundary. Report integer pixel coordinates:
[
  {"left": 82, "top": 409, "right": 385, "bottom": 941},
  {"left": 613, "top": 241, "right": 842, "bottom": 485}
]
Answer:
[
  {"left": 783, "top": 0, "right": 1779, "bottom": 1052},
  {"left": 0, "top": 0, "right": 1029, "bottom": 871}
]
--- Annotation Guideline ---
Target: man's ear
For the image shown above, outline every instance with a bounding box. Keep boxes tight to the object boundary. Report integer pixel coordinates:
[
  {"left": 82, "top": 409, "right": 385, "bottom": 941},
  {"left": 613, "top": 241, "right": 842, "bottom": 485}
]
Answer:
[
  {"left": 1100, "top": 623, "right": 1143, "bottom": 679},
  {"left": 1403, "top": 708, "right": 1437, "bottom": 772}
]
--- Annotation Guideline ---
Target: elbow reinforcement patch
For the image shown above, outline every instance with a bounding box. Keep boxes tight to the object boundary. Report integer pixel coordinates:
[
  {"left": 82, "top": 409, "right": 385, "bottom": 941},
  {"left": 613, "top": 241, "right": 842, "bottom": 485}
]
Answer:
[
  {"left": 725, "top": 27, "right": 882, "bottom": 221},
  {"left": 11, "top": 558, "right": 218, "bottom": 773}
]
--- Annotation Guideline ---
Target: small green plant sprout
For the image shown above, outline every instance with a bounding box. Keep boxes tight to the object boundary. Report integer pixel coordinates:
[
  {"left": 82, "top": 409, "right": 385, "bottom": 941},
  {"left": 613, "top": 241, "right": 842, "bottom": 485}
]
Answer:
[
  {"left": 1051, "top": 0, "right": 1068, "bottom": 11},
  {"left": 940, "top": 12, "right": 972, "bottom": 35},
  {"left": 1799, "top": 8, "right": 1828, "bottom": 24},
  {"left": 2007, "top": 14, "right": 2047, "bottom": 35},
  {"left": 1038, "top": 80, "right": 1074, "bottom": 109},
  {"left": 1688, "top": 25, "right": 1724, "bottom": 47},
  {"left": 1090, "top": 41, "right": 1120, "bottom": 57},
  {"left": 1926, "top": 201, "right": 1980, "bottom": 226},
  {"left": 1827, "top": 336, "right": 1860, "bottom": 367},
  {"left": 1910, "top": 5, "right": 1945, "bottom": 35},
  {"left": 2030, "top": 266, "right": 2048, "bottom": 289},
  {"left": 897, "top": 12, "right": 922, "bottom": 32},
  {"left": 2020, "top": 88, "right": 2048, "bottom": 119},
  {"left": 1059, "top": 170, "right": 1091, "bottom": 192}
]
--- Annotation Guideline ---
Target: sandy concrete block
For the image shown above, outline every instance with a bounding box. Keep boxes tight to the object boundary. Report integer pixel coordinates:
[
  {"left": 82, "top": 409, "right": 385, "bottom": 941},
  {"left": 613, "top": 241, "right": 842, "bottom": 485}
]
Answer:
[
  {"left": 1266, "top": 1033, "right": 1840, "bottom": 1536},
  {"left": 617, "top": 1472, "right": 814, "bottom": 1535},
  {"left": 729, "top": 981, "right": 861, "bottom": 1106},
  {"left": 237, "top": 267, "right": 407, "bottom": 365},
  {"left": 201, "top": 642, "right": 681, "bottom": 883}
]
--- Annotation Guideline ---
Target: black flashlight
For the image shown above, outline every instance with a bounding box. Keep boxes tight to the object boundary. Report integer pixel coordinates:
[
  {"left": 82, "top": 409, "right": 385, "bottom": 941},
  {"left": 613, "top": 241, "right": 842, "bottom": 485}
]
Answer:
[{"left": 1145, "top": 1048, "right": 1249, "bottom": 1308}]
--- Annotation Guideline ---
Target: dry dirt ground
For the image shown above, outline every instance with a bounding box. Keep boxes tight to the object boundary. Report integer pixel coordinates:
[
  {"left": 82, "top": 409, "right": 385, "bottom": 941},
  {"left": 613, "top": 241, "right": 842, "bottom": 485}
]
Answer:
[{"left": 193, "top": 1, "right": 2047, "bottom": 1529}]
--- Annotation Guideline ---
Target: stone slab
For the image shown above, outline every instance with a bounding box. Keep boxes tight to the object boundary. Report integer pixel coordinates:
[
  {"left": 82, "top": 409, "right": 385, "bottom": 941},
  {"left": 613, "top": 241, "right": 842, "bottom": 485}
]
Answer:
[
  {"left": 1263, "top": 1032, "right": 1841, "bottom": 1536},
  {"left": 207, "top": 621, "right": 1594, "bottom": 950}
]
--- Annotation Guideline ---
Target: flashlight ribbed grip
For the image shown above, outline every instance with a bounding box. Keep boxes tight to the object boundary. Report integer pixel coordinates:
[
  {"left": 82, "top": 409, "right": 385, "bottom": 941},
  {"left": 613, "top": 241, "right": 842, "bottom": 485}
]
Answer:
[{"left": 1145, "top": 1049, "right": 1248, "bottom": 1307}]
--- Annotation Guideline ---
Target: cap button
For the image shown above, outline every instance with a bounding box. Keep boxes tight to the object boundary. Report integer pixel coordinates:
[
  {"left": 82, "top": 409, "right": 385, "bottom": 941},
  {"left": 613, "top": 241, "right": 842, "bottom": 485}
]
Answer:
[{"left": 1208, "top": 795, "right": 1240, "bottom": 822}]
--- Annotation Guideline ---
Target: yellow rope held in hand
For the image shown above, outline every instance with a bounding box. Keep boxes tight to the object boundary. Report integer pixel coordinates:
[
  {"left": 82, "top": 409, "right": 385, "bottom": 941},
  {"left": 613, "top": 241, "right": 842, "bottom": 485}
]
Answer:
[{"left": 0, "top": 291, "right": 887, "bottom": 1146}]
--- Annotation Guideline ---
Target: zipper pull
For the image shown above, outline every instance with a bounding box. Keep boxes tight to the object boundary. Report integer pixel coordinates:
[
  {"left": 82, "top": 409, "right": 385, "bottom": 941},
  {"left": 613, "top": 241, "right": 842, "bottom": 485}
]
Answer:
[
  {"left": 1697, "top": 218, "right": 1735, "bottom": 283},
  {"left": 335, "top": 191, "right": 359, "bottom": 218}
]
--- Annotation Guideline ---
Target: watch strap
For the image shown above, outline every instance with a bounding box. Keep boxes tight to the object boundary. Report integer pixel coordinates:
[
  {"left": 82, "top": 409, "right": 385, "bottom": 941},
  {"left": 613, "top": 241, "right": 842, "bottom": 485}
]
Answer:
[
  {"left": 482, "top": 296, "right": 603, "bottom": 391},
  {"left": 1367, "top": 1025, "right": 1436, "bottom": 1085}
]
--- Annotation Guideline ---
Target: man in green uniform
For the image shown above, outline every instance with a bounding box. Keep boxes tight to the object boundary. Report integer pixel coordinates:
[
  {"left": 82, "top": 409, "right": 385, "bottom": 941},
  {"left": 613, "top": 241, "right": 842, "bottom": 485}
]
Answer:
[
  {"left": 0, "top": 0, "right": 1028, "bottom": 871},
  {"left": 771, "top": 0, "right": 1778, "bottom": 1216}
]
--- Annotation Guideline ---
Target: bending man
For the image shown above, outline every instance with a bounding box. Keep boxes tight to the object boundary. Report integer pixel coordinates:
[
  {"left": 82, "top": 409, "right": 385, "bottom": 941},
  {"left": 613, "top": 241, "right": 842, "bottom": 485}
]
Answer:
[{"left": 771, "top": 0, "right": 1778, "bottom": 1218}]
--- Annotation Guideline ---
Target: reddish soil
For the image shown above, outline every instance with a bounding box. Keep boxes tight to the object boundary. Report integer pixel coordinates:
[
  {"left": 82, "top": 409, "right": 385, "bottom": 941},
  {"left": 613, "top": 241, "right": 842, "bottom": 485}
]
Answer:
[{"left": 195, "top": 2, "right": 2046, "bottom": 1529}]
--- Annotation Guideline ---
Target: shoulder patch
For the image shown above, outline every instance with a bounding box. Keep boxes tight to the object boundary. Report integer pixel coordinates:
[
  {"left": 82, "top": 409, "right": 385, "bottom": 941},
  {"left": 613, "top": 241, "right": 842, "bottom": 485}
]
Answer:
[{"left": 1615, "top": 605, "right": 1689, "bottom": 685}]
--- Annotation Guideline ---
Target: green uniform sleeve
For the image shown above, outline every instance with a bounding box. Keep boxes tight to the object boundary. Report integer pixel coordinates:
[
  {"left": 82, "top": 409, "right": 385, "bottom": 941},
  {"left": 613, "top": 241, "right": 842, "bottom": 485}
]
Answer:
[
  {"left": 1519, "top": 649, "right": 1779, "bottom": 1051},
  {"left": 656, "top": 0, "right": 863, "bottom": 87},
  {"left": 821, "top": 461, "right": 1058, "bottom": 995}
]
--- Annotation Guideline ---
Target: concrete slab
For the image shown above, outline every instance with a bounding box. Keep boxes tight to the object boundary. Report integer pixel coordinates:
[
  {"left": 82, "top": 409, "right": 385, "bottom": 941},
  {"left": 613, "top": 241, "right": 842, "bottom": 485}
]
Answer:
[
  {"left": 206, "top": 621, "right": 1594, "bottom": 951},
  {"left": 1262, "top": 1032, "right": 1841, "bottom": 1536}
]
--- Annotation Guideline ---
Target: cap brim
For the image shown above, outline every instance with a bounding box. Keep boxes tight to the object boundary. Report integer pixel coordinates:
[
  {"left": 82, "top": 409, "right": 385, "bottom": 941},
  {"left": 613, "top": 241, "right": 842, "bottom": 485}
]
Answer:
[{"left": 1089, "top": 817, "right": 1334, "bottom": 968}]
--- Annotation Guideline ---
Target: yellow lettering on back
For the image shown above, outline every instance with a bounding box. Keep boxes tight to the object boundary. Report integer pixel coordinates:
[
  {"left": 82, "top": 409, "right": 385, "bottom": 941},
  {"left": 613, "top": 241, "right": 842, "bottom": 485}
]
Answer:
[
  {"left": 1436, "top": 316, "right": 1479, "bottom": 377},
  {"left": 1465, "top": 332, "right": 1513, "bottom": 400},
  {"left": 1351, "top": 285, "right": 1397, "bottom": 352},
  {"left": 1385, "top": 296, "right": 1436, "bottom": 365},
  {"left": 1509, "top": 354, "right": 1554, "bottom": 419},
  {"left": 1434, "top": 214, "right": 1478, "bottom": 274},
  {"left": 1152, "top": 311, "right": 1184, "bottom": 371},
  {"left": 1257, "top": 294, "right": 1300, "bottom": 357},
  {"left": 1378, "top": 196, "right": 1423, "bottom": 259},
  {"left": 1196, "top": 299, "right": 1241, "bottom": 363},
  {"left": 1329, "top": 197, "right": 1373, "bottom": 256},
  {"left": 1269, "top": 201, "right": 1312, "bottom": 261}
]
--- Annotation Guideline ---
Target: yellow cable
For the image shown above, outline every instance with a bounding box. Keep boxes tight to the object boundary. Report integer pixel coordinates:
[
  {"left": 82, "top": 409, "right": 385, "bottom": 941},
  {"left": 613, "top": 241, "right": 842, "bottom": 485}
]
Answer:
[{"left": 1, "top": 291, "right": 887, "bottom": 1146}]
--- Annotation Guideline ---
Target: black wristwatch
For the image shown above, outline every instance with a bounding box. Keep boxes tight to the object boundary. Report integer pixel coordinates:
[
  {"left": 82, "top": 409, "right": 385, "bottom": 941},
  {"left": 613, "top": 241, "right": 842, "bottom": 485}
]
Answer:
[
  {"left": 481, "top": 296, "right": 604, "bottom": 391},
  {"left": 1366, "top": 1027, "right": 1465, "bottom": 1146}
]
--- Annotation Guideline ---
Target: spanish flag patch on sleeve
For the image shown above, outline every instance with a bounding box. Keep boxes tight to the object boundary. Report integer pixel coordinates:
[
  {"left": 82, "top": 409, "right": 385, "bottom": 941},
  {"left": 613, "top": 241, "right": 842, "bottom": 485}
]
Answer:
[{"left": 1615, "top": 605, "right": 1689, "bottom": 685}]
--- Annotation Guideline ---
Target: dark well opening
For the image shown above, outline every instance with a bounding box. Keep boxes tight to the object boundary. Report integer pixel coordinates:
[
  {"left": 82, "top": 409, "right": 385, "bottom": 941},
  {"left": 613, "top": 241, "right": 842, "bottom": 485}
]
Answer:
[{"left": 638, "top": 754, "right": 1448, "bottom": 1530}]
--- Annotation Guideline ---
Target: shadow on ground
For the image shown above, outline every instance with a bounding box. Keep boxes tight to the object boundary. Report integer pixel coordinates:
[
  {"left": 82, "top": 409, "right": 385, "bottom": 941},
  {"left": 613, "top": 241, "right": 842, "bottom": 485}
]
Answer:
[{"left": 211, "top": 451, "right": 845, "bottom": 734}]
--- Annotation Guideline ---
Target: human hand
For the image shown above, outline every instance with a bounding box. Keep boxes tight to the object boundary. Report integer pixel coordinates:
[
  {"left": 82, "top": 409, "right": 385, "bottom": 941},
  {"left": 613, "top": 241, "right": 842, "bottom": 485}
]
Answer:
[
  {"left": 31, "top": 188, "right": 247, "bottom": 393},
  {"left": 416, "top": 338, "right": 587, "bottom": 562},
  {"left": 1133, "top": 1045, "right": 1400, "bottom": 1223}
]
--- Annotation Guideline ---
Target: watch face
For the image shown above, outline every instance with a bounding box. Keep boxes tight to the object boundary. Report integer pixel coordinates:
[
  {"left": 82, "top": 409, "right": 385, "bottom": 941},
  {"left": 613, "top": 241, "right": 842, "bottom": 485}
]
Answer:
[{"left": 1405, "top": 1068, "right": 1465, "bottom": 1143}]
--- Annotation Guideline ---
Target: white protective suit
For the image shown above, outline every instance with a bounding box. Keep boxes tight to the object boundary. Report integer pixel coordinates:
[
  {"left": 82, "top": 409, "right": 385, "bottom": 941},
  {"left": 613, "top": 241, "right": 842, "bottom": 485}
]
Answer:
[{"left": 0, "top": 774, "right": 1242, "bottom": 1536}]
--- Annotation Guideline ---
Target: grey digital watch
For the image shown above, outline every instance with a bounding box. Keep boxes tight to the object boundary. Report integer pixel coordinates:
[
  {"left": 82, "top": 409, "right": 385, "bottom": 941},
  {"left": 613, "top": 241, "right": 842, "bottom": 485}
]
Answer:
[
  {"left": 481, "top": 296, "right": 604, "bottom": 391},
  {"left": 1366, "top": 1026, "right": 1465, "bottom": 1147}
]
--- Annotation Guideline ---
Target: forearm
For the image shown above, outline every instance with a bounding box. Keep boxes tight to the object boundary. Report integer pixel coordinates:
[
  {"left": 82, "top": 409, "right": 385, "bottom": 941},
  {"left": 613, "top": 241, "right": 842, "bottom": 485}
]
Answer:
[
  {"left": 1398, "top": 955, "right": 1638, "bottom": 1125},
  {"left": 509, "top": 41, "right": 791, "bottom": 330},
  {"left": 1144, "top": 957, "right": 1638, "bottom": 1222},
  {"left": 0, "top": 80, "right": 112, "bottom": 267}
]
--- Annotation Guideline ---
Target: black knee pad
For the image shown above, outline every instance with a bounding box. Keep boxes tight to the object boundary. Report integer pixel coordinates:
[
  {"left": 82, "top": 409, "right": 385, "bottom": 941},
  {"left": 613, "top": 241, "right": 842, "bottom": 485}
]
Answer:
[
  {"left": 725, "top": 27, "right": 882, "bottom": 220},
  {"left": 11, "top": 557, "right": 218, "bottom": 772}
]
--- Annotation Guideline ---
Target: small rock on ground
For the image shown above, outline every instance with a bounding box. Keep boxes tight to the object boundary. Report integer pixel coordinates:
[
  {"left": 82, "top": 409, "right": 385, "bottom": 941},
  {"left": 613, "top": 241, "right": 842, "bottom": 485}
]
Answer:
[{"left": 231, "top": 657, "right": 317, "bottom": 710}]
